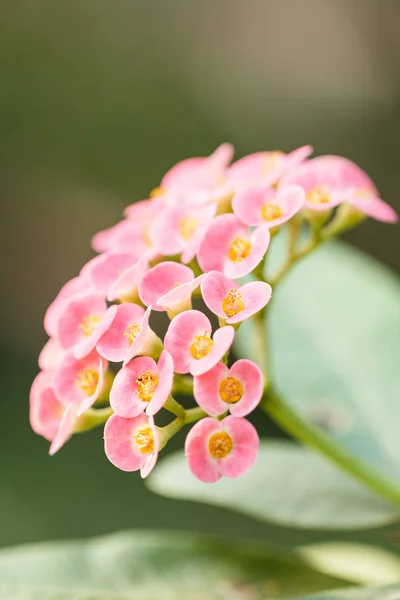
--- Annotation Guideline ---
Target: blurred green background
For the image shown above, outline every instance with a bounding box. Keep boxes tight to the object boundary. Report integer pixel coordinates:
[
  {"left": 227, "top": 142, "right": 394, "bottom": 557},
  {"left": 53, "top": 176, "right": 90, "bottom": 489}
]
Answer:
[{"left": 1, "top": 0, "right": 399, "bottom": 550}]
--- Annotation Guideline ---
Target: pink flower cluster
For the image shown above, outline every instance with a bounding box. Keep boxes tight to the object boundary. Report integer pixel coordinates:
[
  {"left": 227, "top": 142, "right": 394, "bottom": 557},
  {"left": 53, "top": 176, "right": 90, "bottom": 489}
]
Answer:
[{"left": 30, "top": 143, "right": 397, "bottom": 483}]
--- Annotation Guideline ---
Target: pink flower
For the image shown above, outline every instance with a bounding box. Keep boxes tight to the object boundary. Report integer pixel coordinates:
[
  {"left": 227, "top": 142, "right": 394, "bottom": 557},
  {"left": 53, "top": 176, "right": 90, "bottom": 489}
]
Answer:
[
  {"left": 124, "top": 197, "right": 164, "bottom": 221},
  {"left": 29, "top": 371, "right": 78, "bottom": 455},
  {"left": 197, "top": 214, "right": 270, "bottom": 279},
  {"left": 185, "top": 416, "right": 259, "bottom": 482},
  {"left": 92, "top": 218, "right": 156, "bottom": 257},
  {"left": 139, "top": 262, "right": 204, "bottom": 317},
  {"left": 96, "top": 304, "right": 160, "bottom": 366},
  {"left": 201, "top": 271, "right": 271, "bottom": 324},
  {"left": 164, "top": 310, "right": 234, "bottom": 376},
  {"left": 149, "top": 203, "right": 216, "bottom": 264},
  {"left": 280, "top": 156, "right": 347, "bottom": 212},
  {"left": 104, "top": 413, "right": 159, "bottom": 477},
  {"left": 81, "top": 251, "right": 140, "bottom": 296},
  {"left": 44, "top": 275, "right": 91, "bottom": 337},
  {"left": 227, "top": 145, "right": 312, "bottom": 190},
  {"left": 56, "top": 293, "right": 114, "bottom": 359},
  {"left": 53, "top": 349, "right": 107, "bottom": 416},
  {"left": 193, "top": 360, "right": 263, "bottom": 417},
  {"left": 110, "top": 350, "right": 174, "bottom": 417},
  {"left": 310, "top": 155, "right": 398, "bottom": 223},
  {"left": 232, "top": 184, "right": 305, "bottom": 228},
  {"left": 160, "top": 143, "right": 234, "bottom": 195},
  {"left": 38, "top": 337, "right": 64, "bottom": 371}
]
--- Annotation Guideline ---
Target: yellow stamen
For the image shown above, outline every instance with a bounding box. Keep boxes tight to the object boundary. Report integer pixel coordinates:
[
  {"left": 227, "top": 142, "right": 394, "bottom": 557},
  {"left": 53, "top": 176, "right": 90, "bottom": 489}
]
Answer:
[
  {"left": 307, "top": 186, "right": 331, "bottom": 205},
  {"left": 228, "top": 237, "right": 251, "bottom": 263},
  {"left": 209, "top": 431, "right": 233, "bottom": 459},
  {"left": 222, "top": 289, "right": 245, "bottom": 318},
  {"left": 190, "top": 334, "right": 213, "bottom": 360},
  {"left": 75, "top": 369, "right": 99, "bottom": 396},
  {"left": 179, "top": 215, "right": 198, "bottom": 241},
  {"left": 124, "top": 323, "right": 140, "bottom": 345},
  {"left": 260, "top": 203, "right": 283, "bottom": 221},
  {"left": 134, "top": 427, "right": 154, "bottom": 454},
  {"left": 262, "top": 151, "right": 283, "bottom": 175},
  {"left": 79, "top": 315, "right": 101, "bottom": 337},
  {"left": 136, "top": 371, "right": 158, "bottom": 402},
  {"left": 219, "top": 376, "right": 244, "bottom": 404},
  {"left": 149, "top": 186, "right": 166, "bottom": 199}
]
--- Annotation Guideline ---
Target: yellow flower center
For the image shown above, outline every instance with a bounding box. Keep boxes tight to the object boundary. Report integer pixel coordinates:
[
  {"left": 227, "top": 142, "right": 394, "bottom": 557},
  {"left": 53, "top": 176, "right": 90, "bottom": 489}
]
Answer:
[
  {"left": 79, "top": 315, "right": 101, "bottom": 337},
  {"left": 262, "top": 151, "right": 283, "bottom": 175},
  {"left": 149, "top": 186, "right": 166, "bottom": 198},
  {"left": 179, "top": 215, "right": 198, "bottom": 241},
  {"left": 134, "top": 427, "right": 155, "bottom": 454},
  {"left": 307, "top": 186, "right": 331, "bottom": 205},
  {"left": 260, "top": 202, "right": 283, "bottom": 221},
  {"left": 222, "top": 289, "right": 245, "bottom": 318},
  {"left": 208, "top": 431, "right": 233, "bottom": 459},
  {"left": 219, "top": 376, "right": 244, "bottom": 404},
  {"left": 75, "top": 369, "right": 99, "bottom": 396},
  {"left": 124, "top": 323, "right": 140, "bottom": 345},
  {"left": 136, "top": 371, "right": 159, "bottom": 402},
  {"left": 190, "top": 335, "right": 213, "bottom": 360},
  {"left": 228, "top": 237, "right": 251, "bottom": 263}
]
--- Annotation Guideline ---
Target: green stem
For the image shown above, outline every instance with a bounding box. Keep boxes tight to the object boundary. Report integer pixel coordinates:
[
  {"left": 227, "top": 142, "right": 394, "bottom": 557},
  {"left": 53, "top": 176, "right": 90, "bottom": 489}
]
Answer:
[
  {"left": 158, "top": 407, "right": 207, "bottom": 449},
  {"left": 74, "top": 407, "right": 113, "bottom": 433},
  {"left": 270, "top": 234, "right": 321, "bottom": 287},
  {"left": 172, "top": 375, "right": 194, "bottom": 397},
  {"left": 164, "top": 395, "right": 185, "bottom": 418},
  {"left": 252, "top": 310, "right": 269, "bottom": 383},
  {"left": 261, "top": 391, "right": 400, "bottom": 506}
]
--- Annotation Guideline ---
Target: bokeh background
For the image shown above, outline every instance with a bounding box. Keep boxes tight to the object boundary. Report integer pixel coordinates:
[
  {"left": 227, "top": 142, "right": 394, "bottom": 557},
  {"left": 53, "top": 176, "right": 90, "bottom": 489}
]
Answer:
[{"left": 1, "top": 0, "right": 399, "bottom": 550}]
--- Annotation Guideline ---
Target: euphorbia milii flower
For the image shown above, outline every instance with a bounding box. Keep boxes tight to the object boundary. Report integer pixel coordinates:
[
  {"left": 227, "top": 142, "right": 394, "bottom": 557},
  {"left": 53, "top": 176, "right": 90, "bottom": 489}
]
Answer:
[
  {"left": 80, "top": 251, "right": 140, "bottom": 296},
  {"left": 149, "top": 203, "right": 216, "bottom": 264},
  {"left": 107, "top": 255, "right": 149, "bottom": 302},
  {"left": 139, "top": 262, "right": 204, "bottom": 317},
  {"left": 227, "top": 145, "right": 313, "bottom": 190},
  {"left": 160, "top": 143, "right": 234, "bottom": 196},
  {"left": 96, "top": 304, "right": 160, "bottom": 366},
  {"left": 124, "top": 196, "right": 164, "bottom": 221},
  {"left": 185, "top": 416, "right": 259, "bottom": 482},
  {"left": 53, "top": 349, "right": 107, "bottom": 415},
  {"left": 193, "top": 360, "right": 263, "bottom": 417},
  {"left": 201, "top": 271, "right": 272, "bottom": 324},
  {"left": 104, "top": 413, "right": 159, "bottom": 477},
  {"left": 281, "top": 156, "right": 347, "bottom": 212},
  {"left": 304, "top": 155, "right": 398, "bottom": 223},
  {"left": 44, "top": 275, "right": 91, "bottom": 338},
  {"left": 38, "top": 337, "right": 64, "bottom": 371},
  {"left": 30, "top": 372, "right": 79, "bottom": 455},
  {"left": 92, "top": 218, "right": 156, "bottom": 257},
  {"left": 164, "top": 310, "right": 234, "bottom": 376},
  {"left": 197, "top": 214, "right": 270, "bottom": 279},
  {"left": 232, "top": 185, "right": 305, "bottom": 228},
  {"left": 110, "top": 350, "right": 174, "bottom": 418},
  {"left": 56, "top": 293, "right": 114, "bottom": 359}
]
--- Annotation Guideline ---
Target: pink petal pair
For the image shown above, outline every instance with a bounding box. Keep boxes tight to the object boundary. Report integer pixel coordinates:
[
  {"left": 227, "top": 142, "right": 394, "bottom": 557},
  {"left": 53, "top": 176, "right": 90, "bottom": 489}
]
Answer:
[
  {"left": 232, "top": 185, "right": 305, "bottom": 228},
  {"left": 197, "top": 214, "right": 270, "bottom": 279},
  {"left": 92, "top": 218, "right": 156, "bottom": 257},
  {"left": 164, "top": 310, "right": 234, "bottom": 376},
  {"left": 56, "top": 292, "right": 114, "bottom": 359},
  {"left": 149, "top": 203, "right": 216, "bottom": 264},
  {"left": 185, "top": 416, "right": 259, "bottom": 483},
  {"left": 81, "top": 251, "right": 149, "bottom": 301},
  {"left": 29, "top": 371, "right": 78, "bottom": 455},
  {"left": 227, "top": 145, "right": 313, "bottom": 190},
  {"left": 44, "top": 275, "right": 91, "bottom": 338},
  {"left": 104, "top": 413, "right": 159, "bottom": 477},
  {"left": 201, "top": 271, "right": 271, "bottom": 324},
  {"left": 139, "top": 262, "right": 204, "bottom": 318},
  {"left": 110, "top": 350, "right": 174, "bottom": 417},
  {"left": 38, "top": 337, "right": 64, "bottom": 371},
  {"left": 53, "top": 349, "right": 107, "bottom": 416},
  {"left": 193, "top": 359, "right": 263, "bottom": 417},
  {"left": 96, "top": 304, "right": 160, "bottom": 365}
]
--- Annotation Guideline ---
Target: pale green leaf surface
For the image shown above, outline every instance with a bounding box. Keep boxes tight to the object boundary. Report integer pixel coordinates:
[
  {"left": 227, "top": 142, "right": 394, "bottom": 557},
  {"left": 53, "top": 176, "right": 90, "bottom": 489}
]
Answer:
[
  {"left": 0, "top": 530, "right": 347, "bottom": 600},
  {"left": 149, "top": 441, "right": 400, "bottom": 529}
]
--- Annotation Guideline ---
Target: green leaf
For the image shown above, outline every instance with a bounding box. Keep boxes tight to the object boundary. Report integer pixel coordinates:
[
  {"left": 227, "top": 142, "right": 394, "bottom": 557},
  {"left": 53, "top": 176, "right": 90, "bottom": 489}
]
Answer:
[
  {"left": 294, "top": 584, "right": 400, "bottom": 600},
  {"left": 0, "top": 531, "right": 348, "bottom": 600},
  {"left": 149, "top": 440, "right": 400, "bottom": 529}
]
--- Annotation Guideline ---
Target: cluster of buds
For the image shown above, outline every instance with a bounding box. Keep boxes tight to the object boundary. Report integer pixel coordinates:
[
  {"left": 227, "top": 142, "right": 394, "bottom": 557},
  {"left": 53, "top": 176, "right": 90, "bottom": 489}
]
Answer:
[{"left": 30, "top": 143, "right": 397, "bottom": 483}]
